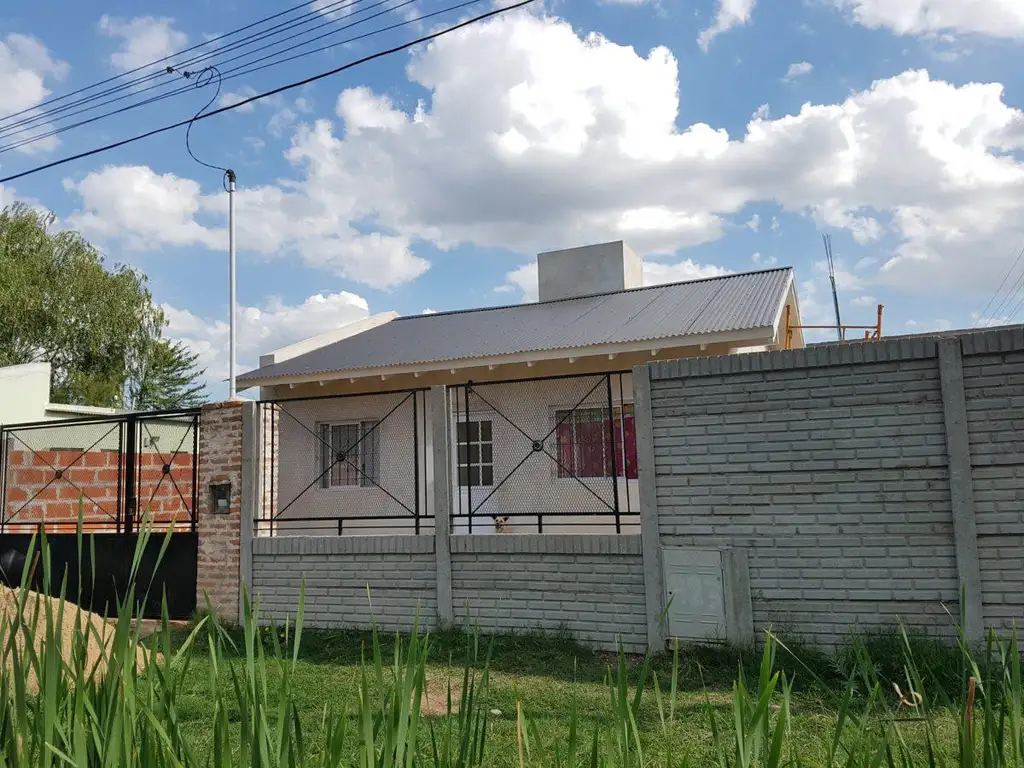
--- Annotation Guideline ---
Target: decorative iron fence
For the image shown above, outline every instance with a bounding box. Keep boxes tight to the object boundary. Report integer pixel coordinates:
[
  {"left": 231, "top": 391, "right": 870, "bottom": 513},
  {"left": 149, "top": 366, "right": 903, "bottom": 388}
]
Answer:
[
  {"left": 256, "top": 389, "right": 431, "bottom": 536},
  {"left": 0, "top": 409, "right": 200, "bottom": 535},
  {"left": 449, "top": 372, "right": 639, "bottom": 534}
]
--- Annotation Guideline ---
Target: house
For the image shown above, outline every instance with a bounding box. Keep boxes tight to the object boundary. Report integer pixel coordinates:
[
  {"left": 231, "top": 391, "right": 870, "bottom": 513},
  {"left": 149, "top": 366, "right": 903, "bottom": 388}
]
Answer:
[
  {"left": 237, "top": 241, "right": 804, "bottom": 537},
  {"left": 0, "top": 363, "right": 119, "bottom": 428}
]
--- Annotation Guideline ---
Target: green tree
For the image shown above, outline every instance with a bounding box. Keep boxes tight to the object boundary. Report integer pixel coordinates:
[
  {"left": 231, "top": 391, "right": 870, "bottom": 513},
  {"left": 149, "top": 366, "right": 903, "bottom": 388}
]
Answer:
[
  {"left": 128, "top": 338, "right": 207, "bottom": 410},
  {"left": 0, "top": 202, "right": 206, "bottom": 409}
]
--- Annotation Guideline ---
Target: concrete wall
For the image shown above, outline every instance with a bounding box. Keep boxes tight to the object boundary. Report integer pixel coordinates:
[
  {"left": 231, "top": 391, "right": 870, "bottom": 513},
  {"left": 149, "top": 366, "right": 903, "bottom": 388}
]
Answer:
[
  {"left": 644, "top": 328, "right": 1024, "bottom": 647},
  {"left": 450, "top": 535, "right": 647, "bottom": 652},
  {"left": 252, "top": 536, "right": 438, "bottom": 631},
  {"left": 248, "top": 533, "right": 646, "bottom": 650}
]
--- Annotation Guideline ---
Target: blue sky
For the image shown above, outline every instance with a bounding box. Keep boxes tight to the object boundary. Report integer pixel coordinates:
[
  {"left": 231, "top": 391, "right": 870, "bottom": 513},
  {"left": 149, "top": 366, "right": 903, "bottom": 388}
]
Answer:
[{"left": 1, "top": 0, "right": 1023, "bottom": 397}]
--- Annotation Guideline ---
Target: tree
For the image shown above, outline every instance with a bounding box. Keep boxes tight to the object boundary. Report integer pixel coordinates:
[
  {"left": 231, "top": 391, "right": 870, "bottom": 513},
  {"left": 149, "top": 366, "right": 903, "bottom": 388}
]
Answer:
[
  {"left": 128, "top": 338, "right": 207, "bottom": 410},
  {"left": 0, "top": 202, "right": 206, "bottom": 409}
]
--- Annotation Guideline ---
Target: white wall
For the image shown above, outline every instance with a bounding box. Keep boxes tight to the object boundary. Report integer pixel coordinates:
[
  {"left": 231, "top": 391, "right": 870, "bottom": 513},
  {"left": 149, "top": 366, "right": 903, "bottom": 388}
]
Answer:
[{"left": 0, "top": 363, "right": 51, "bottom": 428}]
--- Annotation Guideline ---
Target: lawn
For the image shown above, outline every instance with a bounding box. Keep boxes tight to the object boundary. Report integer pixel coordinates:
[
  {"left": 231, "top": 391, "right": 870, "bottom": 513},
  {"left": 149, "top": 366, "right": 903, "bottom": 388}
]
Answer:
[{"left": 165, "top": 621, "right": 967, "bottom": 766}]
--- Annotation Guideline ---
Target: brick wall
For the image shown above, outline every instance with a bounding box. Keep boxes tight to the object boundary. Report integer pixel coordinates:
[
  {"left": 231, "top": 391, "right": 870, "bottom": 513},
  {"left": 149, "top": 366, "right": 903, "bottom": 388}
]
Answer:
[
  {"left": 450, "top": 535, "right": 647, "bottom": 652},
  {"left": 196, "top": 401, "right": 244, "bottom": 617},
  {"left": 2, "top": 448, "right": 194, "bottom": 532},
  {"left": 649, "top": 340, "right": 962, "bottom": 646},
  {"left": 251, "top": 536, "right": 438, "bottom": 632}
]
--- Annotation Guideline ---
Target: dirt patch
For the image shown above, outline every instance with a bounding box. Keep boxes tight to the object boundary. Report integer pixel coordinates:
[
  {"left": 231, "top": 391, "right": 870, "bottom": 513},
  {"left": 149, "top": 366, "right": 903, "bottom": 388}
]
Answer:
[
  {"left": 422, "top": 673, "right": 464, "bottom": 717},
  {"left": 0, "top": 588, "right": 152, "bottom": 694}
]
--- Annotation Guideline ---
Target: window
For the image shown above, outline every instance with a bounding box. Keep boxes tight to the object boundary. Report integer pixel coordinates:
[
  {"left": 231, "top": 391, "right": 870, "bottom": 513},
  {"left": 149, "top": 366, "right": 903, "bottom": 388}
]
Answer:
[
  {"left": 319, "top": 421, "right": 379, "bottom": 488},
  {"left": 554, "top": 405, "right": 638, "bottom": 479},
  {"left": 457, "top": 420, "right": 493, "bottom": 487}
]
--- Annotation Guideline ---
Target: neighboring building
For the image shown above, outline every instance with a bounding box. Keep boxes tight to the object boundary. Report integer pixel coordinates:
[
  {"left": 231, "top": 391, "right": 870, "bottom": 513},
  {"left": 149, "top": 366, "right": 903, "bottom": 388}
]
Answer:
[
  {"left": 238, "top": 241, "right": 805, "bottom": 536},
  {"left": 0, "top": 363, "right": 119, "bottom": 428}
]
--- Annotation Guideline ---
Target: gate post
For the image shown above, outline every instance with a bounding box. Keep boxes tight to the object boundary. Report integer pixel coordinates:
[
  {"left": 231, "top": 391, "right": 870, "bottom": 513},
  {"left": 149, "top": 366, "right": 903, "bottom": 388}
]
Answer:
[
  {"left": 430, "top": 386, "right": 453, "bottom": 625},
  {"left": 633, "top": 364, "right": 666, "bottom": 652},
  {"left": 196, "top": 400, "right": 248, "bottom": 621}
]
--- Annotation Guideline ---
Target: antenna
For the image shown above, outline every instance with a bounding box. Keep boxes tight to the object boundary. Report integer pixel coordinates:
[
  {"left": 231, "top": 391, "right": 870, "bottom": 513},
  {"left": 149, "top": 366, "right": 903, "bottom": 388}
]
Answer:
[{"left": 823, "top": 233, "right": 842, "bottom": 341}]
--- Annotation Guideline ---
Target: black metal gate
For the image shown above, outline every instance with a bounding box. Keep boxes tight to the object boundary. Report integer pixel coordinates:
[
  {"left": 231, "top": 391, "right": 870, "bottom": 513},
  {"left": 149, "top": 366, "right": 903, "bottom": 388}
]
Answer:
[
  {"left": 0, "top": 409, "right": 201, "bottom": 618},
  {"left": 258, "top": 389, "right": 429, "bottom": 535},
  {"left": 450, "top": 372, "right": 638, "bottom": 534}
]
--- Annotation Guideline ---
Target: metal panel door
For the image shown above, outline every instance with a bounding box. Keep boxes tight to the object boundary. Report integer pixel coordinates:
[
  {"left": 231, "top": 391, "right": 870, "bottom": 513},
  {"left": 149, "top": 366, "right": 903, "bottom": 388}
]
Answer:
[{"left": 663, "top": 548, "right": 727, "bottom": 642}]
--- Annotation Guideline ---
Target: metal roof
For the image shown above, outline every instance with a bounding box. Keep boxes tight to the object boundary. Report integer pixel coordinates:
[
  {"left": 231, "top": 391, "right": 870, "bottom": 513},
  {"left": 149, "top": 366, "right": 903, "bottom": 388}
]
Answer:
[{"left": 238, "top": 267, "right": 794, "bottom": 384}]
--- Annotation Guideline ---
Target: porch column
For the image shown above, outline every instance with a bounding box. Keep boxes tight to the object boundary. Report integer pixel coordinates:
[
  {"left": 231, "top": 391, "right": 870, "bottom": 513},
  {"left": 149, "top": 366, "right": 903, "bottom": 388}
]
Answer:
[{"left": 430, "top": 385, "right": 453, "bottom": 624}]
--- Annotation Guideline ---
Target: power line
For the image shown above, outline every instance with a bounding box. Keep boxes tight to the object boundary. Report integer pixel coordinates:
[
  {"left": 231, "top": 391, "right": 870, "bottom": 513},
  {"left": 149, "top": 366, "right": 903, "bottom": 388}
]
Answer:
[
  {"left": 976, "top": 240, "right": 1024, "bottom": 325},
  {"left": 0, "top": 0, "right": 377, "bottom": 142},
  {"left": 0, "top": 0, "right": 330, "bottom": 127},
  {"left": 0, "top": 0, "right": 474, "bottom": 156},
  {"left": 0, "top": 0, "right": 536, "bottom": 185}
]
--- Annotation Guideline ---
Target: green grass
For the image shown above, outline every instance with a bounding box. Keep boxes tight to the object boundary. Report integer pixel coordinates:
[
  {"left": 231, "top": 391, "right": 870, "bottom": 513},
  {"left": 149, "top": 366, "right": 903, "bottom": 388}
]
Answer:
[{"left": 3, "top": 524, "right": 1022, "bottom": 766}]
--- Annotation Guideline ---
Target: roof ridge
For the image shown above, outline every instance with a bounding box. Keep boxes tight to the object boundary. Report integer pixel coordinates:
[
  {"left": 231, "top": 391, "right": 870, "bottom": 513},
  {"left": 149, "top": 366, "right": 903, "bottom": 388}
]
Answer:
[{"left": 395, "top": 266, "right": 794, "bottom": 321}]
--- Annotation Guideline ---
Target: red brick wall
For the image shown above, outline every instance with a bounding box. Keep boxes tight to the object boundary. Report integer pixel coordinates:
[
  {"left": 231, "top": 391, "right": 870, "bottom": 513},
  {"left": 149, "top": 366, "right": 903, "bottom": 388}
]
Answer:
[
  {"left": 2, "top": 448, "right": 195, "bottom": 533},
  {"left": 196, "top": 401, "right": 244, "bottom": 619}
]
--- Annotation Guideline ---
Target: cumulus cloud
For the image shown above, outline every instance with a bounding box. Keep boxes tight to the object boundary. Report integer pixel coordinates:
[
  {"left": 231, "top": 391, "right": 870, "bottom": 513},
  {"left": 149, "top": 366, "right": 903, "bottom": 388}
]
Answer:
[
  {"left": 219, "top": 85, "right": 258, "bottom": 112},
  {"left": 62, "top": 12, "right": 1024, "bottom": 300},
  {"left": 785, "top": 61, "right": 813, "bottom": 80},
  {"left": 698, "top": 0, "right": 756, "bottom": 50},
  {"left": 165, "top": 291, "right": 370, "bottom": 384},
  {"left": 834, "top": 0, "right": 1024, "bottom": 38},
  {"left": 98, "top": 16, "right": 188, "bottom": 72},
  {"left": 0, "top": 34, "right": 69, "bottom": 154}
]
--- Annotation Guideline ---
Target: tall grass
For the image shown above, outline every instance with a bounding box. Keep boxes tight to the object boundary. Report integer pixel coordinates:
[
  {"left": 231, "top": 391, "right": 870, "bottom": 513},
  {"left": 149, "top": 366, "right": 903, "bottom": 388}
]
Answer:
[{"left": 1, "top": 527, "right": 1022, "bottom": 766}]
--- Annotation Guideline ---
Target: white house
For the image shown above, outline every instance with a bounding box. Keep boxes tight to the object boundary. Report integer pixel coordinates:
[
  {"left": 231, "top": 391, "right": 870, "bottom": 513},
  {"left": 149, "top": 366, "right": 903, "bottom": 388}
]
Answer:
[
  {"left": 237, "top": 241, "right": 804, "bottom": 536},
  {"left": 0, "top": 363, "right": 118, "bottom": 428}
]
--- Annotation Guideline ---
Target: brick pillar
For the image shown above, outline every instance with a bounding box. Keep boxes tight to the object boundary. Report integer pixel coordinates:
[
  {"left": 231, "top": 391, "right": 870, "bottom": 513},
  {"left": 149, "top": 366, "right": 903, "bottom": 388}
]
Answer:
[{"left": 196, "top": 400, "right": 245, "bottom": 618}]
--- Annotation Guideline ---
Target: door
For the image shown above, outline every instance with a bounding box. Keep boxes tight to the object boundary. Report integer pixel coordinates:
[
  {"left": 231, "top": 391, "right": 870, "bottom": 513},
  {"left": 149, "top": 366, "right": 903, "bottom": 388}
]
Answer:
[
  {"left": 452, "top": 416, "right": 500, "bottom": 534},
  {"left": 663, "top": 548, "right": 727, "bottom": 642}
]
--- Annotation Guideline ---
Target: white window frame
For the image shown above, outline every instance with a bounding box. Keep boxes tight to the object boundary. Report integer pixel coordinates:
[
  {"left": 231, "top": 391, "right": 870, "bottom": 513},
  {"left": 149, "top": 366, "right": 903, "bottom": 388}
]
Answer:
[
  {"left": 317, "top": 420, "right": 380, "bottom": 489},
  {"left": 455, "top": 417, "right": 494, "bottom": 488}
]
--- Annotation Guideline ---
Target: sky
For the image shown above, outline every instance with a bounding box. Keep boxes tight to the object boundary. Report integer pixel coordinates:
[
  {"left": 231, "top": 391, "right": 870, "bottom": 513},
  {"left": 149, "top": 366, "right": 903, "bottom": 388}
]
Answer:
[{"left": 1, "top": 0, "right": 1024, "bottom": 398}]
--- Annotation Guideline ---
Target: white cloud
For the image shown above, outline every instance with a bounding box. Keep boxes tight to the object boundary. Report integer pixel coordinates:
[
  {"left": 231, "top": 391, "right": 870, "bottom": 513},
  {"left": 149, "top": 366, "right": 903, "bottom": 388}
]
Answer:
[
  {"left": 219, "top": 86, "right": 258, "bottom": 112},
  {"left": 64, "top": 164, "right": 428, "bottom": 290},
  {"left": 834, "top": 0, "right": 1024, "bottom": 38},
  {"left": 698, "top": 0, "right": 756, "bottom": 50},
  {"left": 770, "top": 216, "right": 780, "bottom": 233},
  {"left": 500, "top": 263, "right": 539, "bottom": 302},
  {"left": 98, "top": 16, "right": 188, "bottom": 72},
  {"left": 751, "top": 252, "right": 778, "bottom": 266},
  {"left": 746, "top": 213, "right": 761, "bottom": 231},
  {"left": 0, "top": 34, "right": 69, "bottom": 155},
  {"left": 165, "top": 291, "right": 370, "bottom": 384},
  {"left": 63, "top": 166, "right": 220, "bottom": 250},
  {"left": 850, "top": 295, "right": 876, "bottom": 306},
  {"left": 62, "top": 13, "right": 1024, "bottom": 301},
  {"left": 785, "top": 61, "right": 813, "bottom": 80}
]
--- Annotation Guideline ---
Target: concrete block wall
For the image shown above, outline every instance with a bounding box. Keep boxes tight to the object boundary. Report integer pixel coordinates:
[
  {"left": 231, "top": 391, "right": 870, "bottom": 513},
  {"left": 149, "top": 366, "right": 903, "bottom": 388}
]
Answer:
[
  {"left": 450, "top": 535, "right": 647, "bottom": 652},
  {"left": 645, "top": 335, "right": 1000, "bottom": 647},
  {"left": 251, "top": 535, "right": 438, "bottom": 632},
  {"left": 961, "top": 330, "right": 1024, "bottom": 633}
]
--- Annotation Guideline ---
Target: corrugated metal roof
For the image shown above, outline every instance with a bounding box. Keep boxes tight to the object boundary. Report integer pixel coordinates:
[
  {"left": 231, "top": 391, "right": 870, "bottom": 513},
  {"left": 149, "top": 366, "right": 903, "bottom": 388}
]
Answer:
[{"left": 238, "top": 267, "right": 793, "bottom": 383}]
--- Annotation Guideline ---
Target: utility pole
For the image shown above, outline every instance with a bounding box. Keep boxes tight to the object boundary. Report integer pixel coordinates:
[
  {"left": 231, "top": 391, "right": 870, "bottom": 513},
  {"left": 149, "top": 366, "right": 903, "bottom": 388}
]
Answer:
[{"left": 227, "top": 168, "right": 237, "bottom": 399}]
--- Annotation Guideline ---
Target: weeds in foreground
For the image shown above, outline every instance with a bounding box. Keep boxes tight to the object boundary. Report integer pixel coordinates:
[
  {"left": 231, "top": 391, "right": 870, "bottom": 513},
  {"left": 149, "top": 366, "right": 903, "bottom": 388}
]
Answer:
[{"left": 0, "top": 527, "right": 1022, "bottom": 766}]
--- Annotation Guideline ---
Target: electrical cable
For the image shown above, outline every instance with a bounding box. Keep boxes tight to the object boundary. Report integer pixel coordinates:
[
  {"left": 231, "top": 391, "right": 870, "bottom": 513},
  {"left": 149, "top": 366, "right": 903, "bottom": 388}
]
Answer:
[
  {"left": 0, "top": 0, "right": 536, "bottom": 185},
  {"left": 0, "top": 0, "right": 478, "bottom": 156},
  {"left": 0, "top": 0, "right": 331, "bottom": 127},
  {"left": 0, "top": 0, "right": 378, "bottom": 142},
  {"left": 975, "top": 240, "right": 1024, "bottom": 326}
]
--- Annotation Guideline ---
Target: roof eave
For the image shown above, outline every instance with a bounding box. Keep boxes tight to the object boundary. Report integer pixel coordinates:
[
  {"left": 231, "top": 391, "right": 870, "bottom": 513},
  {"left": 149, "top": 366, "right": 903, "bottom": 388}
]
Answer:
[{"left": 236, "top": 325, "right": 778, "bottom": 390}]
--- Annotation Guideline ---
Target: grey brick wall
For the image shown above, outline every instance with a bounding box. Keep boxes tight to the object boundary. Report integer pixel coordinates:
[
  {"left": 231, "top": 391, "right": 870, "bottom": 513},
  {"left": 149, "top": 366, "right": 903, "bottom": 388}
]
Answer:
[
  {"left": 251, "top": 536, "right": 438, "bottom": 632},
  {"left": 450, "top": 535, "right": 647, "bottom": 652},
  {"left": 649, "top": 338, "right": 964, "bottom": 647},
  {"left": 962, "top": 332, "right": 1024, "bottom": 633}
]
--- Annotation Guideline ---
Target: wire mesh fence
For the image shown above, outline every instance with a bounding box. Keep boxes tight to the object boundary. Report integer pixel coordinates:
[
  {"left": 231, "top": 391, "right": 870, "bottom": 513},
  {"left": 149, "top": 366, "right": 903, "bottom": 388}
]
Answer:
[
  {"left": 0, "top": 410, "right": 199, "bottom": 534},
  {"left": 449, "top": 372, "right": 640, "bottom": 535},
  {"left": 257, "top": 389, "right": 431, "bottom": 536}
]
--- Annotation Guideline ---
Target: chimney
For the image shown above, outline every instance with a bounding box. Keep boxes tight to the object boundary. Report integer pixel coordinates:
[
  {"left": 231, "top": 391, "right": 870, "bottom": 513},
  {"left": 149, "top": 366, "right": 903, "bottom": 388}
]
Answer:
[{"left": 537, "top": 241, "right": 643, "bottom": 302}]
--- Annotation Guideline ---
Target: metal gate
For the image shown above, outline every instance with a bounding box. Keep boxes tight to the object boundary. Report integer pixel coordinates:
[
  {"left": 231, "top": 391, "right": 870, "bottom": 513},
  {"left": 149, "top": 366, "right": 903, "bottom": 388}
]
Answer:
[
  {"left": 0, "top": 409, "right": 200, "bottom": 618},
  {"left": 258, "top": 389, "right": 430, "bottom": 535},
  {"left": 450, "top": 373, "right": 638, "bottom": 534}
]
